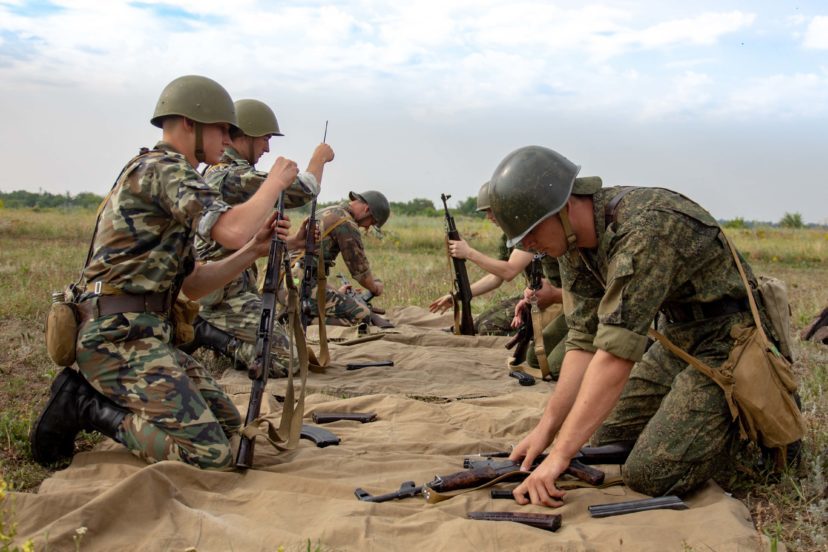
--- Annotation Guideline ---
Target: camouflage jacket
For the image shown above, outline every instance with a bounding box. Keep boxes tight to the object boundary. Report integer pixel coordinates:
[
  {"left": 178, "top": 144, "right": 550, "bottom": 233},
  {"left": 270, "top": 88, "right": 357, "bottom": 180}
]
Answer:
[
  {"left": 82, "top": 142, "right": 231, "bottom": 296},
  {"left": 560, "top": 180, "right": 756, "bottom": 362},
  {"left": 195, "top": 146, "right": 316, "bottom": 263},
  {"left": 311, "top": 203, "right": 372, "bottom": 281}
]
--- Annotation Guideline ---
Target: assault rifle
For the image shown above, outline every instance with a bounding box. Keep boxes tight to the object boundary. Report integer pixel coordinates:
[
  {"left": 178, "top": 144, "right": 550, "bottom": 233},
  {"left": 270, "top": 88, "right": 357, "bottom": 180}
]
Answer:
[
  {"left": 337, "top": 273, "right": 395, "bottom": 329},
  {"left": 440, "top": 193, "right": 475, "bottom": 336},
  {"left": 505, "top": 253, "right": 544, "bottom": 365},
  {"left": 299, "top": 197, "right": 320, "bottom": 330},
  {"left": 236, "top": 191, "right": 288, "bottom": 469},
  {"left": 354, "top": 443, "right": 630, "bottom": 503}
]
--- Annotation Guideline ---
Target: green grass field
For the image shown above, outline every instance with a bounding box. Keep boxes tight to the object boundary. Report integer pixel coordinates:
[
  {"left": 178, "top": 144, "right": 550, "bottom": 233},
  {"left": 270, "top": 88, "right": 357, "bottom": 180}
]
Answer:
[{"left": 1, "top": 209, "right": 826, "bottom": 550}]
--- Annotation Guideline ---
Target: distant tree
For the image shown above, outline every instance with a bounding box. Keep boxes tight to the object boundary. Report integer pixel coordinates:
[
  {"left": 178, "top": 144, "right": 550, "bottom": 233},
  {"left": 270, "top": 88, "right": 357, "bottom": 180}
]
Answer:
[
  {"left": 454, "top": 196, "right": 483, "bottom": 218},
  {"left": 390, "top": 198, "right": 438, "bottom": 217},
  {"left": 723, "top": 217, "right": 747, "bottom": 229},
  {"left": 779, "top": 212, "right": 803, "bottom": 229}
]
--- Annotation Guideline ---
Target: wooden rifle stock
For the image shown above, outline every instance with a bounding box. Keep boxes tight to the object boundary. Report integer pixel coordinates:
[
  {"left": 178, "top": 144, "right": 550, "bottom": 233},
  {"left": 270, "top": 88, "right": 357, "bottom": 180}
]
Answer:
[
  {"left": 236, "top": 192, "right": 288, "bottom": 469},
  {"left": 440, "top": 193, "right": 475, "bottom": 335}
]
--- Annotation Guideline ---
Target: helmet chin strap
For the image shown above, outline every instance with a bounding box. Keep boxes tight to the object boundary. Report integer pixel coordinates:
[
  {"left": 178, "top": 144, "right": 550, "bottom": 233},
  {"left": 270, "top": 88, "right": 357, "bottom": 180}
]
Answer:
[
  {"left": 194, "top": 121, "right": 205, "bottom": 164},
  {"left": 247, "top": 136, "right": 255, "bottom": 166},
  {"left": 557, "top": 205, "right": 579, "bottom": 260}
]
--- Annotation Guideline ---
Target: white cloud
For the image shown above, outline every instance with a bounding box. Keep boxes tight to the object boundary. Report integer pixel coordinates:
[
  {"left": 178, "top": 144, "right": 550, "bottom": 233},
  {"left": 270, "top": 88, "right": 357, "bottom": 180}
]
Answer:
[{"left": 802, "top": 15, "right": 828, "bottom": 49}]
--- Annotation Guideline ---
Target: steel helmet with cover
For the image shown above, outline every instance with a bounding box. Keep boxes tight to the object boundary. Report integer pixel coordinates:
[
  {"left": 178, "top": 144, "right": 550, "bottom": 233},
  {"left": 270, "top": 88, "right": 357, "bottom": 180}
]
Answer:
[
  {"left": 349, "top": 190, "right": 390, "bottom": 228},
  {"left": 489, "top": 146, "right": 580, "bottom": 248},
  {"left": 475, "top": 181, "right": 491, "bottom": 212},
  {"left": 150, "top": 75, "right": 237, "bottom": 129},
  {"left": 234, "top": 99, "right": 283, "bottom": 138}
]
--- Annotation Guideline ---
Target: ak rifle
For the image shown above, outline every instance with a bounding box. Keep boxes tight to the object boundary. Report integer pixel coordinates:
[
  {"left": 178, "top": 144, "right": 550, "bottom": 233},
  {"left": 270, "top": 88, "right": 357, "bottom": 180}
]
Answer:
[
  {"left": 236, "top": 191, "right": 288, "bottom": 469},
  {"left": 354, "top": 443, "right": 631, "bottom": 503},
  {"left": 505, "top": 253, "right": 544, "bottom": 364},
  {"left": 440, "top": 193, "right": 475, "bottom": 336},
  {"left": 299, "top": 197, "right": 320, "bottom": 331}
]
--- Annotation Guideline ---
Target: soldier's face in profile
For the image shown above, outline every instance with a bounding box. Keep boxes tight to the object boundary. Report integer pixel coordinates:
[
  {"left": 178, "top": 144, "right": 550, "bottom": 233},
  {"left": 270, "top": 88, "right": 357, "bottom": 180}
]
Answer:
[
  {"left": 520, "top": 215, "right": 566, "bottom": 257},
  {"left": 484, "top": 209, "right": 499, "bottom": 227},
  {"left": 202, "top": 123, "right": 232, "bottom": 164},
  {"left": 251, "top": 135, "right": 271, "bottom": 164}
]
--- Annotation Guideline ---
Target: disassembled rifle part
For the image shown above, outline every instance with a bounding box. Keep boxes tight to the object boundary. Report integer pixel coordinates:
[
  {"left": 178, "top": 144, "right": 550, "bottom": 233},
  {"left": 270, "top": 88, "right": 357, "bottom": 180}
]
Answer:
[
  {"left": 299, "top": 424, "right": 341, "bottom": 448},
  {"left": 509, "top": 370, "right": 536, "bottom": 386},
  {"left": 467, "top": 511, "right": 562, "bottom": 532},
  {"left": 588, "top": 495, "right": 688, "bottom": 518},
  {"left": 346, "top": 360, "right": 394, "bottom": 371},
  {"left": 311, "top": 411, "right": 377, "bottom": 424}
]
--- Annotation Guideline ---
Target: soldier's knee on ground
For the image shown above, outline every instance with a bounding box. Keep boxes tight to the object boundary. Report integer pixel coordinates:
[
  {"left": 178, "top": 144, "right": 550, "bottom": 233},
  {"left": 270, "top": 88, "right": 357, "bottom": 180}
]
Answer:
[{"left": 622, "top": 448, "right": 715, "bottom": 497}]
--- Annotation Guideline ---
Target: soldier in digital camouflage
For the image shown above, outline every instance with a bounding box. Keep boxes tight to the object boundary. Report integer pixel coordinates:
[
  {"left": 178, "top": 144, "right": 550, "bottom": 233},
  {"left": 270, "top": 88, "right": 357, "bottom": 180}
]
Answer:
[
  {"left": 298, "top": 190, "right": 390, "bottom": 325},
  {"left": 486, "top": 146, "right": 797, "bottom": 506},
  {"left": 30, "top": 76, "right": 300, "bottom": 470},
  {"left": 429, "top": 181, "right": 568, "bottom": 378},
  {"left": 182, "top": 98, "right": 335, "bottom": 373}
]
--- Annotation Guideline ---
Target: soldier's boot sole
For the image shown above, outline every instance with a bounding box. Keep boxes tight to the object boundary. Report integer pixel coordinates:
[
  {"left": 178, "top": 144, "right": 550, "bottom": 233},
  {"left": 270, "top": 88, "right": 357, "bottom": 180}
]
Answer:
[{"left": 30, "top": 368, "right": 84, "bottom": 465}]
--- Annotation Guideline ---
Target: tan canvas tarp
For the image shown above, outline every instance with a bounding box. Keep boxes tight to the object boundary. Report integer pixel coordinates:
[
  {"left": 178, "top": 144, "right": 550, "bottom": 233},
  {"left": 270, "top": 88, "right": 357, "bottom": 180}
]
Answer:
[{"left": 9, "top": 307, "right": 776, "bottom": 551}]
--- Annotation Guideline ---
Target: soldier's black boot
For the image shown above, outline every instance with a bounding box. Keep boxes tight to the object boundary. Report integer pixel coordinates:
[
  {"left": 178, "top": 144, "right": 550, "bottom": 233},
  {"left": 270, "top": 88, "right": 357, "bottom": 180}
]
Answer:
[
  {"left": 180, "top": 317, "right": 246, "bottom": 370},
  {"left": 30, "top": 367, "right": 128, "bottom": 466}
]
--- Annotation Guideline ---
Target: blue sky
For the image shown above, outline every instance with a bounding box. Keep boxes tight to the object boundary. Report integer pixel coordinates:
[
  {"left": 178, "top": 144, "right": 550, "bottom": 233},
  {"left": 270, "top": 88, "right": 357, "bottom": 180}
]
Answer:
[{"left": 0, "top": 0, "right": 826, "bottom": 222}]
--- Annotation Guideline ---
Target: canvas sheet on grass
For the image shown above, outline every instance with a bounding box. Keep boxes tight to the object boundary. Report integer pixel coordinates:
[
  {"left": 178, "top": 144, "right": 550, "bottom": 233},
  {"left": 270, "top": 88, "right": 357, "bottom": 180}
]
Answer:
[{"left": 9, "top": 307, "right": 776, "bottom": 551}]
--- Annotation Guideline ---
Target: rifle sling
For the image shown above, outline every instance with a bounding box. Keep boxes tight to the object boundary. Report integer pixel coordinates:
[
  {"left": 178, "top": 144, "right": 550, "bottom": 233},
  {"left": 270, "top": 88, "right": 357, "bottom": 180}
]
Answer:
[{"left": 529, "top": 301, "right": 551, "bottom": 380}]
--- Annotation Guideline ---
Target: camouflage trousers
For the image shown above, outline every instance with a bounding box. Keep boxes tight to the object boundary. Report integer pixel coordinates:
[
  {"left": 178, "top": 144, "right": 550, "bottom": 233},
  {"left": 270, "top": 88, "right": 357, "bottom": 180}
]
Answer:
[
  {"left": 76, "top": 311, "right": 241, "bottom": 469},
  {"left": 199, "top": 289, "right": 293, "bottom": 372},
  {"left": 592, "top": 312, "right": 753, "bottom": 496},
  {"left": 474, "top": 296, "right": 521, "bottom": 336},
  {"left": 525, "top": 313, "right": 568, "bottom": 380},
  {"left": 304, "top": 284, "right": 371, "bottom": 325}
]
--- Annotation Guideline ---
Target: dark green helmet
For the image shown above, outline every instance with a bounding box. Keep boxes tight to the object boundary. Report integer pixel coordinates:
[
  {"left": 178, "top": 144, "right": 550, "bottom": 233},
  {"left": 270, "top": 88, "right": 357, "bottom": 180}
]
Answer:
[
  {"left": 234, "top": 99, "right": 283, "bottom": 137},
  {"left": 489, "top": 146, "right": 580, "bottom": 247},
  {"left": 349, "top": 190, "right": 390, "bottom": 228},
  {"left": 150, "top": 75, "right": 237, "bottom": 129},
  {"left": 475, "top": 181, "right": 491, "bottom": 212}
]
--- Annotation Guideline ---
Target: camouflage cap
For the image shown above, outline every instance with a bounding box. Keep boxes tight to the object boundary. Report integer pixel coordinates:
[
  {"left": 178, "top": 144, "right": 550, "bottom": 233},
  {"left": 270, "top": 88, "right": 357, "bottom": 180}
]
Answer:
[
  {"left": 234, "top": 99, "right": 283, "bottom": 138},
  {"left": 151, "top": 75, "right": 237, "bottom": 129},
  {"left": 489, "top": 146, "right": 580, "bottom": 248}
]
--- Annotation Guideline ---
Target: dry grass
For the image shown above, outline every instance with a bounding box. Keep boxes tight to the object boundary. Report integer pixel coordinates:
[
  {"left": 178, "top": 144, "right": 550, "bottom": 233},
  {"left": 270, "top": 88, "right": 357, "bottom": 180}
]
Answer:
[{"left": 0, "top": 208, "right": 826, "bottom": 550}]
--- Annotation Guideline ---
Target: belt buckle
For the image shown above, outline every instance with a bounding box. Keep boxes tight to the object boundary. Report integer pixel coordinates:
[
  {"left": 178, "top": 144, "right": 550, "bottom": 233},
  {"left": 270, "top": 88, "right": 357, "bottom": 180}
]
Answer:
[{"left": 94, "top": 281, "right": 102, "bottom": 295}]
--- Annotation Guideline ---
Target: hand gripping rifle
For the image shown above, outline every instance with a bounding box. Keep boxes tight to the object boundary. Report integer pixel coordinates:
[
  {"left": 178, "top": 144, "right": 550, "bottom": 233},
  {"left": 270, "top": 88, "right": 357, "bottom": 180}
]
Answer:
[
  {"left": 505, "top": 254, "right": 544, "bottom": 365},
  {"left": 337, "top": 273, "right": 395, "bottom": 329},
  {"left": 236, "top": 191, "right": 288, "bottom": 469},
  {"left": 440, "top": 193, "right": 475, "bottom": 336}
]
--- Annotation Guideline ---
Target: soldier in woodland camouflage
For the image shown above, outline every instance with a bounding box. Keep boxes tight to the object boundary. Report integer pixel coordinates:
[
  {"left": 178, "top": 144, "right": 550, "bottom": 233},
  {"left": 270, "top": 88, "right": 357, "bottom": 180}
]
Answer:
[
  {"left": 299, "top": 191, "right": 389, "bottom": 325},
  {"left": 30, "top": 76, "right": 300, "bottom": 469},
  {"left": 184, "top": 98, "right": 335, "bottom": 372},
  {"left": 486, "top": 146, "right": 795, "bottom": 505}
]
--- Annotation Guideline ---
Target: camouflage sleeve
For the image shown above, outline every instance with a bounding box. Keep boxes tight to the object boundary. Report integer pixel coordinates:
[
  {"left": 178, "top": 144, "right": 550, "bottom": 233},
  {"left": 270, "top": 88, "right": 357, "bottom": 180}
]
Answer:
[
  {"left": 283, "top": 172, "right": 317, "bottom": 210},
  {"left": 593, "top": 209, "right": 721, "bottom": 361},
  {"left": 155, "top": 158, "right": 232, "bottom": 241},
  {"left": 332, "top": 222, "right": 372, "bottom": 281}
]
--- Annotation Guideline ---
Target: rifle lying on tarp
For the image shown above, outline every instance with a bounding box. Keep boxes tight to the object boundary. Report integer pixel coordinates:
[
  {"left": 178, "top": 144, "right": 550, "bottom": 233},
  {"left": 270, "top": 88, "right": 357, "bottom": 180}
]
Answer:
[
  {"left": 440, "top": 193, "right": 475, "bottom": 336},
  {"left": 354, "top": 443, "right": 631, "bottom": 503},
  {"left": 505, "top": 253, "right": 544, "bottom": 365},
  {"left": 336, "top": 273, "right": 394, "bottom": 329}
]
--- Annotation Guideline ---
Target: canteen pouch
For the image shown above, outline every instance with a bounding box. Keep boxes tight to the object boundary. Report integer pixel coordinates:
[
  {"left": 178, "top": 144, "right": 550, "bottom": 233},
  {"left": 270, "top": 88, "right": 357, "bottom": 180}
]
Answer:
[
  {"left": 45, "top": 292, "right": 80, "bottom": 366},
  {"left": 172, "top": 296, "right": 201, "bottom": 345}
]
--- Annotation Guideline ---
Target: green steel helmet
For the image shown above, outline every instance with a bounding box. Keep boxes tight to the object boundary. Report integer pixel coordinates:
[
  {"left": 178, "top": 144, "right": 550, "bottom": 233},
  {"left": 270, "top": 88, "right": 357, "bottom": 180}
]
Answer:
[
  {"left": 150, "top": 75, "right": 237, "bottom": 129},
  {"left": 489, "top": 146, "right": 580, "bottom": 248},
  {"left": 475, "top": 181, "right": 491, "bottom": 212},
  {"left": 349, "top": 190, "right": 391, "bottom": 228},
  {"left": 234, "top": 99, "right": 283, "bottom": 138}
]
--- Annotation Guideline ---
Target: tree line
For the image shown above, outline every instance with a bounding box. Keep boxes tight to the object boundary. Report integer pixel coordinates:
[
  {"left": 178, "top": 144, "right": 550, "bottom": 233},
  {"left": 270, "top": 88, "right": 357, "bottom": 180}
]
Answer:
[{"left": 1, "top": 191, "right": 817, "bottom": 227}]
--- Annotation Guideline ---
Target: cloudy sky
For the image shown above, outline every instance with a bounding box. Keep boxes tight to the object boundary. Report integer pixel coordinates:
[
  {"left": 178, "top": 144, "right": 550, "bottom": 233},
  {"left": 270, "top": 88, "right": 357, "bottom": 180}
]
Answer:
[{"left": 0, "top": 0, "right": 826, "bottom": 223}]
